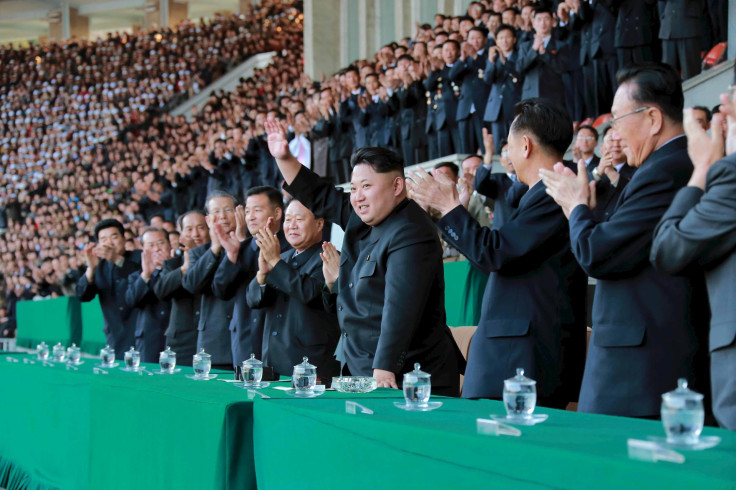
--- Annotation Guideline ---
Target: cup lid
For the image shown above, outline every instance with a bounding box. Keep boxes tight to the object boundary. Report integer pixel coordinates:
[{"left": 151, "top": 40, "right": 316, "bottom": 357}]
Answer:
[
  {"left": 504, "top": 368, "right": 536, "bottom": 390},
  {"left": 126, "top": 346, "right": 139, "bottom": 354},
  {"left": 662, "top": 378, "right": 703, "bottom": 404},
  {"left": 403, "top": 363, "right": 430, "bottom": 383},
  {"left": 243, "top": 353, "right": 262, "bottom": 368},
  {"left": 195, "top": 347, "right": 210, "bottom": 359},
  {"left": 293, "top": 356, "right": 316, "bottom": 374},
  {"left": 161, "top": 345, "right": 176, "bottom": 356}
]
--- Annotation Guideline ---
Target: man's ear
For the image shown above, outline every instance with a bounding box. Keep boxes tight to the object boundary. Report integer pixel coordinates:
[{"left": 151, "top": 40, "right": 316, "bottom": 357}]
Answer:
[
  {"left": 522, "top": 134, "right": 533, "bottom": 159},
  {"left": 273, "top": 207, "right": 283, "bottom": 222},
  {"left": 648, "top": 107, "right": 663, "bottom": 136},
  {"left": 394, "top": 175, "right": 406, "bottom": 196}
]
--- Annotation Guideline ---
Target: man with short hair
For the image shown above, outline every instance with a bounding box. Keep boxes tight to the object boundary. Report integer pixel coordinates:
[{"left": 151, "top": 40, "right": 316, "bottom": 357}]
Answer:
[
  {"left": 410, "top": 99, "right": 587, "bottom": 406},
  {"left": 589, "top": 126, "right": 637, "bottom": 221},
  {"left": 212, "top": 186, "right": 290, "bottom": 370},
  {"left": 264, "top": 120, "right": 464, "bottom": 396},
  {"left": 182, "top": 191, "right": 239, "bottom": 370},
  {"left": 153, "top": 210, "right": 208, "bottom": 366},
  {"left": 540, "top": 62, "right": 709, "bottom": 417},
  {"left": 691, "top": 106, "right": 712, "bottom": 131},
  {"left": 574, "top": 125, "right": 600, "bottom": 180},
  {"left": 246, "top": 199, "right": 340, "bottom": 382},
  {"left": 125, "top": 228, "right": 172, "bottom": 363},
  {"left": 425, "top": 41, "right": 462, "bottom": 158},
  {"left": 76, "top": 219, "right": 141, "bottom": 359}
]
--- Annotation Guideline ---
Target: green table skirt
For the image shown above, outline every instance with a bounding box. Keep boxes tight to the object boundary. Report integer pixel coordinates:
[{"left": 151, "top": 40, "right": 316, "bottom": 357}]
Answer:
[
  {"left": 252, "top": 397, "right": 736, "bottom": 489},
  {"left": 79, "top": 298, "right": 108, "bottom": 355},
  {"left": 443, "top": 260, "right": 487, "bottom": 327},
  {"left": 15, "top": 297, "right": 82, "bottom": 349}
]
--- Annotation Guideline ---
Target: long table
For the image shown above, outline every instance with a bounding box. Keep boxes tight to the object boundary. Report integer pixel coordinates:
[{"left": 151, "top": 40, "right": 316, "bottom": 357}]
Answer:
[
  {"left": 15, "top": 296, "right": 82, "bottom": 350},
  {"left": 252, "top": 397, "right": 736, "bottom": 489},
  {"left": 0, "top": 353, "right": 398, "bottom": 490}
]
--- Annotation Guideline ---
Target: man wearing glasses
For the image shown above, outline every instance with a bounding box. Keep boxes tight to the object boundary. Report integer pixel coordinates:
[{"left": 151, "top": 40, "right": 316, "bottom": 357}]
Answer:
[
  {"left": 182, "top": 190, "right": 239, "bottom": 370},
  {"left": 540, "top": 62, "right": 710, "bottom": 418}
]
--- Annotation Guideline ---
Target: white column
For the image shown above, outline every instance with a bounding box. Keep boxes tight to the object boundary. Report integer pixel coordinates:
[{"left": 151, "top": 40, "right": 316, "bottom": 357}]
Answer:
[
  {"left": 358, "top": 0, "right": 376, "bottom": 59},
  {"left": 61, "top": 2, "right": 70, "bottom": 40},
  {"left": 159, "top": 0, "right": 169, "bottom": 31}
]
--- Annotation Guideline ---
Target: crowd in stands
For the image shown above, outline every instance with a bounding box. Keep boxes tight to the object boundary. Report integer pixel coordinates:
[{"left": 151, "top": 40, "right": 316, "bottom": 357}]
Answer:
[{"left": 0, "top": 0, "right": 726, "bottom": 337}]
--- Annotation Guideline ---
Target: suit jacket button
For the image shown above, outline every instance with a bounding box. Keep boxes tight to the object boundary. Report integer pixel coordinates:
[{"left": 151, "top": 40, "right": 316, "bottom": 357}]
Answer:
[
  {"left": 277, "top": 314, "right": 282, "bottom": 319},
  {"left": 343, "top": 331, "right": 348, "bottom": 337},
  {"left": 272, "top": 331, "right": 278, "bottom": 336},
  {"left": 195, "top": 311, "right": 200, "bottom": 316},
  {"left": 338, "top": 305, "right": 343, "bottom": 311},
  {"left": 348, "top": 282, "right": 353, "bottom": 288}
]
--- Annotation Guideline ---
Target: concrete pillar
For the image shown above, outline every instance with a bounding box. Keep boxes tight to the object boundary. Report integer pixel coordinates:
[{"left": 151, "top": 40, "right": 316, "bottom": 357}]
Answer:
[
  {"left": 358, "top": 0, "right": 376, "bottom": 59},
  {"left": 169, "top": 0, "right": 189, "bottom": 27},
  {"left": 49, "top": 4, "right": 89, "bottom": 42},
  {"left": 411, "top": 0, "right": 437, "bottom": 27},
  {"left": 239, "top": 0, "right": 256, "bottom": 13},
  {"left": 729, "top": 0, "right": 735, "bottom": 59},
  {"left": 437, "top": 0, "right": 452, "bottom": 16},
  {"left": 375, "top": 0, "right": 395, "bottom": 49},
  {"left": 144, "top": 0, "right": 188, "bottom": 30},
  {"left": 340, "top": 0, "right": 360, "bottom": 66},
  {"left": 304, "top": 0, "right": 341, "bottom": 79},
  {"left": 394, "top": 0, "right": 413, "bottom": 42}
]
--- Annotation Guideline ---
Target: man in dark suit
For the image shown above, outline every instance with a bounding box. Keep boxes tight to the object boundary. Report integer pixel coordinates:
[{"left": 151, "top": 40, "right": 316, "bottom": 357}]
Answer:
[
  {"left": 474, "top": 138, "right": 528, "bottom": 230},
  {"left": 76, "top": 219, "right": 141, "bottom": 359},
  {"left": 394, "top": 55, "right": 425, "bottom": 166},
  {"left": 540, "top": 62, "right": 710, "bottom": 417},
  {"left": 182, "top": 190, "right": 239, "bottom": 370},
  {"left": 411, "top": 99, "right": 587, "bottom": 407},
  {"left": 557, "top": 2, "right": 585, "bottom": 123},
  {"left": 658, "top": 0, "right": 703, "bottom": 80},
  {"left": 651, "top": 92, "right": 736, "bottom": 429},
  {"left": 359, "top": 74, "right": 397, "bottom": 150},
  {"left": 125, "top": 228, "right": 171, "bottom": 363},
  {"left": 246, "top": 199, "right": 340, "bottom": 382},
  {"left": 574, "top": 125, "right": 600, "bottom": 180},
  {"left": 212, "top": 186, "right": 290, "bottom": 370},
  {"left": 614, "top": 0, "right": 657, "bottom": 68},
  {"left": 589, "top": 125, "right": 637, "bottom": 221},
  {"left": 311, "top": 88, "right": 343, "bottom": 182},
  {"left": 577, "top": 0, "right": 618, "bottom": 118},
  {"left": 516, "top": 7, "right": 567, "bottom": 111},
  {"left": 425, "top": 41, "right": 462, "bottom": 159},
  {"left": 152, "top": 211, "right": 208, "bottom": 366},
  {"left": 263, "top": 119, "right": 463, "bottom": 396},
  {"left": 450, "top": 27, "right": 491, "bottom": 155},
  {"left": 483, "top": 25, "right": 522, "bottom": 153},
  {"left": 339, "top": 65, "right": 367, "bottom": 151}
]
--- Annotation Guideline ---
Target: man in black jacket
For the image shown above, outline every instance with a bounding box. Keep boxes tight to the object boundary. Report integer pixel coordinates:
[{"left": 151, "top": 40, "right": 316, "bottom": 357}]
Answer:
[
  {"left": 153, "top": 211, "right": 208, "bottom": 366},
  {"left": 125, "top": 228, "right": 172, "bottom": 363},
  {"left": 76, "top": 219, "right": 141, "bottom": 359},
  {"left": 264, "top": 120, "right": 463, "bottom": 396}
]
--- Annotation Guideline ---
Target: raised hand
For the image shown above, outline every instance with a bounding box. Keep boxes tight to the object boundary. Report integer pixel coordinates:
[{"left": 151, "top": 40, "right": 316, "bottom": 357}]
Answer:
[
  {"left": 684, "top": 108, "right": 726, "bottom": 189},
  {"left": 141, "top": 249, "right": 155, "bottom": 281},
  {"left": 264, "top": 118, "right": 292, "bottom": 160},
  {"left": 482, "top": 127, "right": 494, "bottom": 164},
  {"left": 254, "top": 218, "right": 281, "bottom": 268},
  {"left": 234, "top": 204, "right": 247, "bottom": 241},
  {"left": 320, "top": 241, "right": 340, "bottom": 292},
  {"left": 214, "top": 222, "right": 240, "bottom": 264}
]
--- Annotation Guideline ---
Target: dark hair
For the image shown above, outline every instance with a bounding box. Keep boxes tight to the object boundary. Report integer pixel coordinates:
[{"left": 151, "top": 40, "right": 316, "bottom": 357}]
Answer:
[
  {"left": 459, "top": 15, "right": 474, "bottom": 24},
  {"left": 692, "top": 105, "right": 712, "bottom": 122},
  {"left": 502, "top": 7, "right": 519, "bottom": 16},
  {"left": 602, "top": 125, "right": 615, "bottom": 138},
  {"left": 345, "top": 65, "right": 359, "bottom": 75},
  {"left": 397, "top": 54, "right": 415, "bottom": 63},
  {"left": 285, "top": 198, "right": 323, "bottom": 220},
  {"left": 177, "top": 210, "right": 205, "bottom": 230},
  {"left": 350, "top": 147, "right": 405, "bottom": 176},
  {"left": 141, "top": 226, "right": 168, "bottom": 241},
  {"left": 616, "top": 62, "right": 684, "bottom": 123},
  {"left": 533, "top": 7, "right": 553, "bottom": 17},
  {"left": 365, "top": 73, "right": 379, "bottom": 82},
  {"left": 469, "top": 26, "right": 488, "bottom": 38},
  {"left": 495, "top": 24, "right": 516, "bottom": 39},
  {"left": 577, "top": 124, "right": 599, "bottom": 140},
  {"left": 168, "top": 230, "right": 180, "bottom": 237},
  {"left": 435, "top": 31, "right": 449, "bottom": 37},
  {"left": 205, "top": 190, "right": 237, "bottom": 214},
  {"left": 510, "top": 98, "right": 573, "bottom": 157},
  {"left": 442, "top": 40, "right": 461, "bottom": 51},
  {"left": 489, "top": 11, "right": 502, "bottom": 19},
  {"left": 246, "top": 185, "right": 285, "bottom": 212},
  {"left": 434, "top": 161, "right": 459, "bottom": 177},
  {"left": 94, "top": 219, "right": 124, "bottom": 240}
]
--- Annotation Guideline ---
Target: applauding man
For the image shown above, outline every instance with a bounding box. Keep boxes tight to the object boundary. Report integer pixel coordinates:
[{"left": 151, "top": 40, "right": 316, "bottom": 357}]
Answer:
[
  {"left": 263, "top": 120, "right": 463, "bottom": 396},
  {"left": 246, "top": 201, "right": 340, "bottom": 382}
]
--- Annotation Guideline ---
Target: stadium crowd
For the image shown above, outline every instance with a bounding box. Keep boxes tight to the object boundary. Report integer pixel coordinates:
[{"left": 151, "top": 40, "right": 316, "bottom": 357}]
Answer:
[{"left": 1, "top": 0, "right": 734, "bottom": 429}]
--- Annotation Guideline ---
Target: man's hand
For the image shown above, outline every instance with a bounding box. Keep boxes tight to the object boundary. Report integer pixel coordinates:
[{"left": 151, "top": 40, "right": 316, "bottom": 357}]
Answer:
[
  {"left": 373, "top": 368, "right": 399, "bottom": 389},
  {"left": 180, "top": 248, "right": 190, "bottom": 276},
  {"left": 95, "top": 244, "right": 116, "bottom": 262},
  {"left": 459, "top": 174, "right": 473, "bottom": 210},
  {"left": 209, "top": 222, "right": 222, "bottom": 256},
  {"left": 234, "top": 205, "right": 247, "bottom": 241},
  {"left": 256, "top": 250, "right": 271, "bottom": 284},
  {"left": 141, "top": 249, "right": 154, "bottom": 282},
  {"left": 254, "top": 219, "right": 281, "bottom": 268},
  {"left": 83, "top": 243, "right": 99, "bottom": 280},
  {"left": 719, "top": 91, "right": 736, "bottom": 156},
  {"left": 539, "top": 161, "right": 596, "bottom": 218},
  {"left": 482, "top": 127, "right": 494, "bottom": 165},
  {"left": 264, "top": 119, "right": 292, "bottom": 160},
  {"left": 684, "top": 108, "right": 725, "bottom": 189},
  {"left": 406, "top": 168, "right": 461, "bottom": 216},
  {"left": 214, "top": 222, "right": 240, "bottom": 264},
  {"left": 320, "top": 241, "right": 340, "bottom": 292}
]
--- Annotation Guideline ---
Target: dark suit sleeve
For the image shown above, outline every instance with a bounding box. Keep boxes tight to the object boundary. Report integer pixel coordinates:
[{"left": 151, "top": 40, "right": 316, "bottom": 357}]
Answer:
[
  {"left": 516, "top": 42, "right": 537, "bottom": 75},
  {"left": 448, "top": 59, "right": 471, "bottom": 82},
  {"left": 424, "top": 70, "right": 440, "bottom": 91},
  {"left": 211, "top": 243, "right": 249, "bottom": 300},
  {"left": 372, "top": 228, "right": 440, "bottom": 372},
  {"left": 75, "top": 270, "right": 98, "bottom": 302},
  {"left": 569, "top": 168, "right": 682, "bottom": 279},
  {"left": 152, "top": 259, "right": 185, "bottom": 301},
  {"left": 125, "top": 273, "right": 153, "bottom": 308},
  {"left": 283, "top": 166, "right": 353, "bottom": 230},
  {"left": 181, "top": 247, "right": 220, "bottom": 294},
  {"left": 437, "top": 193, "right": 566, "bottom": 275},
  {"left": 651, "top": 160, "right": 736, "bottom": 273},
  {"left": 474, "top": 168, "right": 503, "bottom": 200},
  {"left": 265, "top": 259, "right": 325, "bottom": 305},
  {"left": 245, "top": 276, "right": 277, "bottom": 309}
]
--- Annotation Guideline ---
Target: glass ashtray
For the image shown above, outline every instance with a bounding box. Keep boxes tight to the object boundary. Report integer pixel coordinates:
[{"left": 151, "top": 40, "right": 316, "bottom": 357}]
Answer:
[{"left": 332, "top": 376, "right": 378, "bottom": 393}]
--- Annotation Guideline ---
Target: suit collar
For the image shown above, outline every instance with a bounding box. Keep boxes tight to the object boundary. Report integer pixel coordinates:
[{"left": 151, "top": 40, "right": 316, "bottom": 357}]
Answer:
[{"left": 369, "top": 198, "right": 411, "bottom": 243}]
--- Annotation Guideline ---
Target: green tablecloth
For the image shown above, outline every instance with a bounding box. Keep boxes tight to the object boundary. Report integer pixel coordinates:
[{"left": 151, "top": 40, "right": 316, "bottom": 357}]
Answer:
[
  {"left": 0, "top": 354, "right": 399, "bottom": 490},
  {"left": 253, "top": 397, "right": 736, "bottom": 489},
  {"left": 15, "top": 296, "right": 82, "bottom": 349},
  {"left": 443, "top": 260, "right": 487, "bottom": 327},
  {"left": 80, "top": 297, "right": 108, "bottom": 355}
]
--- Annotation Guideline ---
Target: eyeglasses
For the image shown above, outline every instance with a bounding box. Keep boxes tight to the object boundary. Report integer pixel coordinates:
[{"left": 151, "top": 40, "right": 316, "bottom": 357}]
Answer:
[
  {"left": 208, "top": 207, "right": 235, "bottom": 216},
  {"left": 610, "top": 106, "right": 649, "bottom": 128},
  {"left": 576, "top": 136, "right": 596, "bottom": 141}
]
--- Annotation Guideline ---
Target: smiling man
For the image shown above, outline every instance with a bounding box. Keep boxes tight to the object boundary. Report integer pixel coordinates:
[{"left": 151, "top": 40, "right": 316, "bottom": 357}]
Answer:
[{"left": 263, "top": 120, "right": 463, "bottom": 396}]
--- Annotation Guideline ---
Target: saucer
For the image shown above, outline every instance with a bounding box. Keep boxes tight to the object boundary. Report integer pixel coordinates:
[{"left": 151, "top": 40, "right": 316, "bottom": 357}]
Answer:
[
  {"left": 238, "top": 381, "right": 271, "bottom": 389},
  {"left": 286, "top": 389, "right": 325, "bottom": 398},
  {"left": 120, "top": 366, "right": 144, "bottom": 372},
  {"left": 154, "top": 368, "right": 181, "bottom": 374},
  {"left": 96, "top": 362, "right": 119, "bottom": 368},
  {"left": 393, "top": 401, "right": 443, "bottom": 412},
  {"left": 490, "top": 414, "right": 548, "bottom": 426},
  {"left": 648, "top": 436, "right": 721, "bottom": 451},
  {"left": 67, "top": 360, "right": 85, "bottom": 366},
  {"left": 186, "top": 373, "right": 218, "bottom": 380}
]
